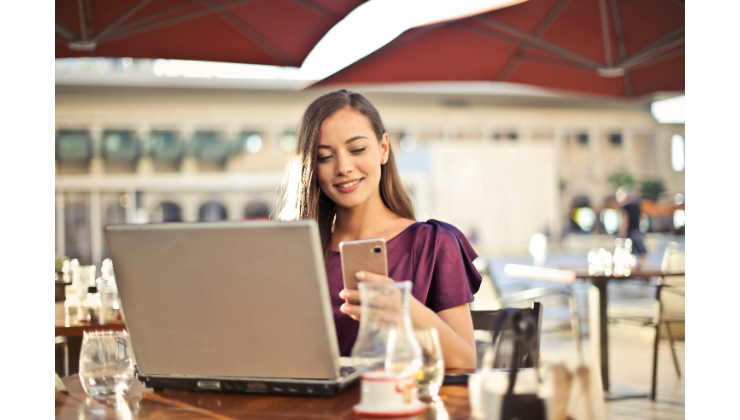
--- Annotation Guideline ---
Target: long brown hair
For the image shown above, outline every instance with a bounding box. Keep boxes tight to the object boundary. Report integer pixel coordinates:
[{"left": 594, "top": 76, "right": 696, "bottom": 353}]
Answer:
[{"left": 277, "top": 89, "right": 416, "bottom": 261}]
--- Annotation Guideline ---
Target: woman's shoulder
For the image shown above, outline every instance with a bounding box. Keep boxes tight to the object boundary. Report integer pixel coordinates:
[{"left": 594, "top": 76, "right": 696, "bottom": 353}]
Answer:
[
  {"left": 410, "top": 220, "right": 476, "bottom": 254},
  {"left": 411, "top": 219, "right": 468, "bottom": 239}
]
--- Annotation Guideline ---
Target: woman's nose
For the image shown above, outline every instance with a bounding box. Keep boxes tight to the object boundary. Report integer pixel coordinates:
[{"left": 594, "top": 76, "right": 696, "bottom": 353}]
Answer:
[{"left": 335, "top": 152, "right": 353, "bottom": 175}]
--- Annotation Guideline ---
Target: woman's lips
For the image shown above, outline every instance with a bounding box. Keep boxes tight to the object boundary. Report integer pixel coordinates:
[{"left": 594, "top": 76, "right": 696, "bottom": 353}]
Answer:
[{"left": 335, "top": 178, "right": 363, "bottom": 193}]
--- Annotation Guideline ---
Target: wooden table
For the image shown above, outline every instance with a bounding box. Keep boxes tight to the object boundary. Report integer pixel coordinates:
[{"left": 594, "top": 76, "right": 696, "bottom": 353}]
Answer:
[
  {"left": 55, "top": 374, "right": 472, "bottom": 420},
  {"left": 503, "top": 265, "right": 684, "bottom": 400}
]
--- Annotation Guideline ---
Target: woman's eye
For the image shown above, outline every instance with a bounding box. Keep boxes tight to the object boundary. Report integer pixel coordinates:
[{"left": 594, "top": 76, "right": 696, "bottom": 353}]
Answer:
[
  {"left": 350, "top": 147, "right": 367, "bottom": 154},
  {"left": 317, "top": 155, "right": 332, "bottom": 162}
]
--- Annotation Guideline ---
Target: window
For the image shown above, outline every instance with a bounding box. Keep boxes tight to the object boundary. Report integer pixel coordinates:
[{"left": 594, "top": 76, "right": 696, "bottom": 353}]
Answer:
[
  {"left": 199, "top": 201, "right": 228, "bottom": 222},
  {"left": 577, "top": 133, "right": 589, "bottom": 145},
  {"left": 400, "top": 134, "right": 416, "bottom": 152},
  {"left": 244, "top": 201, "right": 270, "bottom": 220},
  {"left": 279, "top": 132, "right": 296, "bottom": 153},
  {"left": 149, "top": 131, "right": 183, "bottom": 163},
  {"left": 151, "top": 202, "right": 182, "bottom": 222},
  {"left": 63, "top": 192, "right": 92, "bottom": 264},
  {"left": 609, "top": 134, "right": 622, "bottom": 145},
  {"left": 102, "top": 131, "right": 139, "bottom": 164},
  {"left": 671, "top": 134, "right": 685, "bottom": 171},
  {"left": 194, "top": 131, "right": 231, "bottom": 164},
  {"left": 600, "top": 209, "right": 621, "bottom": 234},
  {"left": 56, "top": 131, "right": 91, "bottom": 164}
]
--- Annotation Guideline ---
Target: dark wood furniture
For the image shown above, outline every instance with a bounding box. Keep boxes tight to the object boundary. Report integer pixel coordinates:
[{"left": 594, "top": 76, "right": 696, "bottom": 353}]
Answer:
[{"left": 56, "top": 374, "right": 473, "bottom": 420}]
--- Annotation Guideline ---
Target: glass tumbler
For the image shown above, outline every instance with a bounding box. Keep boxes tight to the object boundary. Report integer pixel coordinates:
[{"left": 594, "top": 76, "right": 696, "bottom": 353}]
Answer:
[
  {"left": 79, "top": 330, "right": 135, "bottom": 403},
  {"left": 414, "top": 327, "right": 444, "bottom": 398}
]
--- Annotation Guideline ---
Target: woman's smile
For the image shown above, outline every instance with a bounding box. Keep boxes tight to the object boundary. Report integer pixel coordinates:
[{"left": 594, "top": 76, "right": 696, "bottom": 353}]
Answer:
[{"left": 334, "top": 178, "right": 363, "bottom": 193}]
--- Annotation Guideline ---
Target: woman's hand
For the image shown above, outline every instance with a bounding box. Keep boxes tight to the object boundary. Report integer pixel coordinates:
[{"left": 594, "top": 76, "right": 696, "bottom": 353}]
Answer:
[
  {"left": 338, "top": 270, "right": 477, "bottom": 369},
  {"left": 339, "top": 270, "right": 394, "bottom": 321}
]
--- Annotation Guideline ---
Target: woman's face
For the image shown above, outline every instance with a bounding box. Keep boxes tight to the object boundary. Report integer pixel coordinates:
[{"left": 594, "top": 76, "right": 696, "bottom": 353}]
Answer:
[{"left": 316, "top": 107, "right": 389, "bottom": 210}]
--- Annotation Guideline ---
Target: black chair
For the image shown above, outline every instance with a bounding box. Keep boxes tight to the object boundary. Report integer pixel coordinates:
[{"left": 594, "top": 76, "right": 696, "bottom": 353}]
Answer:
[{"left": 471, "top": 302, "right": 543, "bottom": 369}]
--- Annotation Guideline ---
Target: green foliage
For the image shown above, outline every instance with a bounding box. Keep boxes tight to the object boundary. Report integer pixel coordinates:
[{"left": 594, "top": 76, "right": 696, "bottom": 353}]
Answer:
[
  {"left": 607, "top": 168, "right": 635, "bottom": 190},
  {"left": 640, "top": 180, "right": 667, "bottom": 201},
  {"left": 55, "top": 252, "right": 68, "bottom": 273}
]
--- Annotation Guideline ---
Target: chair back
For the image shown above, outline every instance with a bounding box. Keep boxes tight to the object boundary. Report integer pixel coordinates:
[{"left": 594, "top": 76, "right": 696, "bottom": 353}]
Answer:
[
  {"left": 660, "top": 243, "right": 685, "bottom": 318},
  {"left": 472, "top": 258, "right": 505, "bottom": 310},
  {"left": 471, "top": 302, "right": 543, "bottom": 369}
]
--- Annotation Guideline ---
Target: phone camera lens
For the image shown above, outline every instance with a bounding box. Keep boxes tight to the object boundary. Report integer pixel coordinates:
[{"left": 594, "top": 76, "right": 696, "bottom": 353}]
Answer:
[{"left": 373, "top": 246, "right": 381, "bottom": 254}]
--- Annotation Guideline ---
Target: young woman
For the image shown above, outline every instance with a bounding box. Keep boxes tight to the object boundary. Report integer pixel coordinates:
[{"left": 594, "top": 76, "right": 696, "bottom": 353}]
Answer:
[{"left": 278, "top": 90, "right": 480, "bottom": 369}]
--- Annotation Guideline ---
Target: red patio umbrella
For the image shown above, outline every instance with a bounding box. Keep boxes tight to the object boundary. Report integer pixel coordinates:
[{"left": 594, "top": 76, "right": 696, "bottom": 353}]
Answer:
[
  {"left": 55, "top": 0, "right": 366, "bottom": 68},
  {"left": 311, "top": 0, "right": 684, "bottom": 98}
]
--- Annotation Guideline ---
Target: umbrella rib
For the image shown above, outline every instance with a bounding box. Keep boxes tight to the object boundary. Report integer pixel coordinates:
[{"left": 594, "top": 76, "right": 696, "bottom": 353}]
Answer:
[
  {"left": 628, "top": 48, "right": 684, "bottom": 71},
  {"left": 598, "top": 0, "right": 612, "bottom": 67},
  {"left": 494, "top": 0, "right": 572, "bottom": 81},
  {"left": 289, "top": 0, "right": 332, "bottom": 17},
  {"left": 98, "top": 0, "right": 260, "bottom": 43},
  {"left": 615, "top": 24, "right": 684, "bottom": 68},
  {"left": 76, "top": 0, "right": 88, "bottom": 40},
  {"left": 457, "top": 22, "right": 592, "bottom": 72},
  {"left": 474, "top": 16, "right": 602, "bottom": 70},
  {"left": 619, "top": 35, "right": 684, "bottom": 70},
  {"left": 519, "top": 54, "right": 594, "bottom": 71},
  {"left": 94, "top": 0, "right": 154, "bottom": 40},
  {"left": 56, "top": 20, "right": 79, "bottom": 41},
  {"left": 83, "top": 0, "right": 94, "bottom": 38},
  {"left": 110, "top": 0, "right": 203, "bottom": 34},
  {"left": 608, "top": 0, "right": 630, "bottom": 96},
  {"left": 210, "top": 2, "right": 298, "bottom": 67}
]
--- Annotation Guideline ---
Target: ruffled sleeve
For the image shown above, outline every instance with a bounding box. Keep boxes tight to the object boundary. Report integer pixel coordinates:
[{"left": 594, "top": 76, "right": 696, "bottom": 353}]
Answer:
[{"left": 409, "top": 220, "right": 482, "bottom": 313}]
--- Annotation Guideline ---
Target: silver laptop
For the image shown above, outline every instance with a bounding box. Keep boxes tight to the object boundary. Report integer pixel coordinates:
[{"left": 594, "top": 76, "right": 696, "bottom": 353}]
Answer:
[{"left": 104, "top": 220, "right": 360, "bottom": 396}]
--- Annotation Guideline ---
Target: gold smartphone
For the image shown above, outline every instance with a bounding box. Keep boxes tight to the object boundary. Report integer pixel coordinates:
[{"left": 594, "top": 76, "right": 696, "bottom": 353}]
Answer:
[{"left": 339, "top": 238, "right": 388, "bottom": 305}]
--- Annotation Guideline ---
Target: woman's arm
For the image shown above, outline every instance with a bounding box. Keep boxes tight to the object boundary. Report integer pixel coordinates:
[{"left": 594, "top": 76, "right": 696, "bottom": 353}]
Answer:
[{"left": 339, "top": 271, "right": 477, "bottom": 369}]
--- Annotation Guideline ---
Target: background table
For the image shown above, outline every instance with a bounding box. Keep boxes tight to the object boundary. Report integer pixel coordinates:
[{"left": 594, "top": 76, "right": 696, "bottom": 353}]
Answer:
[
  {"left": 56, "top": 374, "right": 472, "bottom": 420},
  {"left": 575, "top": 269, "right": 684, "bottom": 400},
  {"left": 503, "top": 265, "right": 684, "bottom": 399}
]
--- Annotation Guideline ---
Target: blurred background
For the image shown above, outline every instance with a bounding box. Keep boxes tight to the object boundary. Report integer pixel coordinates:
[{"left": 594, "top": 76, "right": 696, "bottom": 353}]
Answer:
[{"left": 54, "top": 56, "right": 684, "bottom": 268}]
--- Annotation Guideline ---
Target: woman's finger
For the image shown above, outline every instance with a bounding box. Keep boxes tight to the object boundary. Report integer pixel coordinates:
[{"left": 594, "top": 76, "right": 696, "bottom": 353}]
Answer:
[
  {"left": 339, "top": 288, "right": 360, "bottom": 302},
  {"left": 355, "top": 270, "right": 394, "bottom": 283},
  {"left": 340, "top": 303, "right": 361, "bottom": 317}
]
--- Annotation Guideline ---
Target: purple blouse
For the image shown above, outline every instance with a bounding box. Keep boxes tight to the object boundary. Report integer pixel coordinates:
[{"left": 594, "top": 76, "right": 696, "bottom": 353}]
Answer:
[{"left": 326, "top": 219, "right": 482, "bottom": 356}]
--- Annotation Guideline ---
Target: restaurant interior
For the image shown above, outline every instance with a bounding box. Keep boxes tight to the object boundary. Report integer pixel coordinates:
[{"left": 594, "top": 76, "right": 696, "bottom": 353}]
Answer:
[{"left": 42, "top": 0, "right": 702, "bottom": 419}]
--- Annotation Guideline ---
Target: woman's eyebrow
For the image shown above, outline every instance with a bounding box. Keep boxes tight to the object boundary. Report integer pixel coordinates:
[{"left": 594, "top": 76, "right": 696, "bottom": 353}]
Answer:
[{"left": 318, "top": 136, "right": 368, "bottom": 149}]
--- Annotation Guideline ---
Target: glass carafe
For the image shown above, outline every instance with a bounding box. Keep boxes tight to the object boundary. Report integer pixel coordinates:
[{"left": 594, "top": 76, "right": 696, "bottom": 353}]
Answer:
[{"left": 351, "top": 281, "right": 422, "bottom": 375}]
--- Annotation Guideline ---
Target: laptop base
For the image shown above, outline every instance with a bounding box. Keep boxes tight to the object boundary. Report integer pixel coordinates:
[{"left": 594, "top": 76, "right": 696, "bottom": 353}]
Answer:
[{"left": 139, "top": 374, "right": 360, "bottom": 397}]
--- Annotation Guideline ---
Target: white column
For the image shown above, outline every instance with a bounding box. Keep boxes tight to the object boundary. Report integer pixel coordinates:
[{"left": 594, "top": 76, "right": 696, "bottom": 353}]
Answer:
[
  {"left": 88, "top": 123, "right": 105, "bottom": 175},
  {"left": 518, "top": 126, "right": 532, "bottom": 144},
  {"left": 553, "top": 127, "right": 567, "bottom": 241},
  {"left": 588, "top": 126, "right": 602, "bottom": 177},
  {"left": 135, "top": 123, "right": 154, "bottom": 175},
  {"left": 181, "top": 194, "right": 199, "bottom": 222},
  {"left": 89, "top": 190, "right": 102, "bottom": 269},
  {"left": 622, "top": 127, "right": 635, "bottom": 174},
  {"left": 56, "top": 192, "right": 66, "bottom": 258},
  {"left": 125, "top": 189, "right": 137, "bottom": 224}
]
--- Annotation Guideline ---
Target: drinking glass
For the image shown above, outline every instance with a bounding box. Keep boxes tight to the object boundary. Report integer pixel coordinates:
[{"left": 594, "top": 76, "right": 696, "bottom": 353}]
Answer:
[
  {"left": 414, "top": 327, "right": 444, "bottom": 398},
  {"left": 79, "top": 330, "right": 135, "bottom": 404}
]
